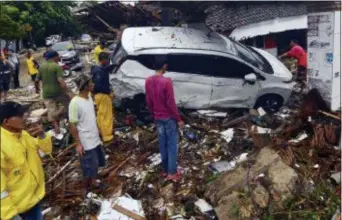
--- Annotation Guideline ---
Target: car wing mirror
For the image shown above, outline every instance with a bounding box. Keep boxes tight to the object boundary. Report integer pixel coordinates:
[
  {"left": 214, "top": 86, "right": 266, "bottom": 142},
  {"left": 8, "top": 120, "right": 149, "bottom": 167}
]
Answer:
[{"left": 243, "top": 73, "right": 257, "bottom": 85}]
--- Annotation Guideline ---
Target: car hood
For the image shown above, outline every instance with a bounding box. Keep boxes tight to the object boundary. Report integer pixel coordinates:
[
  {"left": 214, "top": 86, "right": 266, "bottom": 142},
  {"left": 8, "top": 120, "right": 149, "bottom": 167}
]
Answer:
[
  {"left": 252, "top": 47, "right": 292, "bottom": 81},
  {"left": 58, "top": 50, "right": 76, "bottom": 58}
]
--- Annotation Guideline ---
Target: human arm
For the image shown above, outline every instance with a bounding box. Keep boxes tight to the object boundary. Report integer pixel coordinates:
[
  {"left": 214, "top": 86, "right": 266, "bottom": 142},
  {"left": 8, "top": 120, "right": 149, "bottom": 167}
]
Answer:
[
  {"left": 1, "top": 154, "right": 20, "bottom": 220},
  {"left": 68, "top": 99, "right": 84, "bottom": 156},
  {"left": 56, "top": 65, "right": 73, "bottom": 99},
  {"left": 165, "top": 79, "right": 183, "bottom": 126},
  {"left": 145, "top": 80, "right": 154, "bottom": 115},
  {"left": 26, "top": 125, "right": 52, "bottom": 154}
]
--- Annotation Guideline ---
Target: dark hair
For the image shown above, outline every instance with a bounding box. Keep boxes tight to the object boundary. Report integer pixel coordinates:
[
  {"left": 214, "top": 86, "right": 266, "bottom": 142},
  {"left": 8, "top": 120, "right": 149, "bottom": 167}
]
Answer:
[
  {"left": 154, "top": 55, "right": 168, "bottom": 70},
  {"left": 291, "top": 39, "right": 298, "bottom": 44},
  {"left": 100, "top": 40, "right": 106, "bottom": 46},
  {"left": 98, "top": 52, "right": 109, "bottom": 61}
]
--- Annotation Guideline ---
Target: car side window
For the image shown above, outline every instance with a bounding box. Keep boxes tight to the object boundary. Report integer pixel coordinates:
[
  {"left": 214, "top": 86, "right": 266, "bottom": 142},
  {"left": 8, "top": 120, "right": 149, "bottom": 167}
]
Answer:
[
  {"left": 136, "top": 54, "right": 216, "bottom": 76},
  {"left": 167, "top": 54, "right": 215, "bottom": 76},
  {"left": 214, "top": 57, "right": 254, "bottom": 79}
]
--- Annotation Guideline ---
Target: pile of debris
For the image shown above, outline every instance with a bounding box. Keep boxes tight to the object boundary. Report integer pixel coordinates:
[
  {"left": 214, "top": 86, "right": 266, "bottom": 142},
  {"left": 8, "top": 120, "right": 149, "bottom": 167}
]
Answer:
[{"left": 9, "top": 87, "right": 340, "bottom": 219}]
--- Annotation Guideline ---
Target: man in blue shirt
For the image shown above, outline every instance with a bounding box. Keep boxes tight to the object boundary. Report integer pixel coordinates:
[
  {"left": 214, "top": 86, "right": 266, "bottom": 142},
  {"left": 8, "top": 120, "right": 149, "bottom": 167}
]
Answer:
[{"left": 90, "top": 52, "right": 114, "bottom": 143}]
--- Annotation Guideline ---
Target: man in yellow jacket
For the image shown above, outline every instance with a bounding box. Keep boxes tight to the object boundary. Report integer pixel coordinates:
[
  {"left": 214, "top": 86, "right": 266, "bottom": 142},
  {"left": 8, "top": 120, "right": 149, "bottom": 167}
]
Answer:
[
  {"left": 93, "top": 40, "right": 106, "bottom": 64},
  {"left": 0, "top": 101, "right": 52, "bottom": 220},
  {"left": 26, "top": 50, "right": 39, "bottom": 82}
]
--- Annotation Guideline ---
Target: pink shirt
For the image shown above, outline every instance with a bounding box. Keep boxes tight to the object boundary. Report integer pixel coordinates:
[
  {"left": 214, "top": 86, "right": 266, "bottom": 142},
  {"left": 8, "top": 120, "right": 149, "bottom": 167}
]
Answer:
[
  {"left": 287, "top": 45, "right": 307, "bottom": 68},
  {"left": 145, "top": 75, "right": 181, "bottom": 122}
]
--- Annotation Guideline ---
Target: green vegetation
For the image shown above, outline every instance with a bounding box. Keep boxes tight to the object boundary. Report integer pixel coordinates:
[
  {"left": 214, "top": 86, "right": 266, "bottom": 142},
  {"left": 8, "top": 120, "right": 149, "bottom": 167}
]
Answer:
[{"left": 0, "top": 2, "right": 82, "bottom": 45}]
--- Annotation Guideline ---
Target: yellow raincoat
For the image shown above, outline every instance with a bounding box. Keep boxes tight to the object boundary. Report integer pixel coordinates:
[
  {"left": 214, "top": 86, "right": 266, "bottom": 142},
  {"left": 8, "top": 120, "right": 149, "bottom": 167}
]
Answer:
[
  {"left": 95, "top": 93, "right": 114, "bottom": 142},
  {"left": 0, "top": 127, "right": 52, "bottom": 219},
  {"left": 93, "top": 45, "right": 105, "bottom": 64}
]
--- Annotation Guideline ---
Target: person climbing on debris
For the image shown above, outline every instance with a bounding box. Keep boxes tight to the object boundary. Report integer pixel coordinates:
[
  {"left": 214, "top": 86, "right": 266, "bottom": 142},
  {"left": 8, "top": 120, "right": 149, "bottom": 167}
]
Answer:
[
  {"left": 93, "top": 40, "right": 106, "bottom": 64},
  {"left": 145, "top": 55, "right": 184, "bottom": 182},
  {"left": 26, "top": 50, "right": 39, "bottom": 82},
  {"left": 35, "top": 50, "right": 73, "bottom": 134},
  {"left": 69, "top": 74, "right": 106, "bottom": 193},
  {"left": 91, "top": 52, "right": 114, "bottom": 143},
  {"left": 278, "top": 40, "right": 307, "bottom": 87},
  {"left": 0, "top": 55, "right": 11, "bottom": 102},
  {"left": 0, "top": 101, "right": 52, "bottom": 220}
]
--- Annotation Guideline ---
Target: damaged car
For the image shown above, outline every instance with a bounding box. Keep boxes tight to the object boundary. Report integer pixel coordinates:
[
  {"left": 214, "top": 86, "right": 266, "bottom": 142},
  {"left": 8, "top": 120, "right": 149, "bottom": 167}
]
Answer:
[
  {"left": 52, "top": 41, "right": 83, "bottom": 70},
  {"left": 110, "top": 27, "right": 295, "bottom": 112}
]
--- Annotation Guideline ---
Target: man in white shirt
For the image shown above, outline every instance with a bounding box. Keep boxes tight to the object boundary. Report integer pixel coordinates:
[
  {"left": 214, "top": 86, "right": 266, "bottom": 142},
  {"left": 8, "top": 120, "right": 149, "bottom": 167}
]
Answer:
[{"left": 68, "top": 74, "right": 106, "bottom": 193}]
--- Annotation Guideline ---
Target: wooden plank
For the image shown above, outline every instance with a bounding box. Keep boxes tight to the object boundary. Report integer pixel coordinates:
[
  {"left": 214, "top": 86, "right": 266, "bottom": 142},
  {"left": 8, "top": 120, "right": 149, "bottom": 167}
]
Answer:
[{"left": 112, "top": 204, "right": 146, "bottom": 220}]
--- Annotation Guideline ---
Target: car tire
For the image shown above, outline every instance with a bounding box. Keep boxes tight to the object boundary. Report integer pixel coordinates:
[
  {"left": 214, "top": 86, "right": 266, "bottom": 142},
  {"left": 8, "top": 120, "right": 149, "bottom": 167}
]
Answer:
[{"left": 254, "top": 94, "right": 283, "bottom": 113}]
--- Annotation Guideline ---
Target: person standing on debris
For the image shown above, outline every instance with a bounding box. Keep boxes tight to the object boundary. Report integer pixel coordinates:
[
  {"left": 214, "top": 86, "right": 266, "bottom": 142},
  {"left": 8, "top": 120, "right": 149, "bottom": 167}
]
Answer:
[
  {"left": 0, "top": 101, "right": 52, "bottom": 220},
  {"left": 69, "top": 74, "right": 106, "bottom": 192},
  {"left": 91, "top": 52, "right": 114, "bottom": 143},
  {"left": 278, "top": 40, "right": 307, "bottom": 85},
  {"left": 6, "top": 49, "right": 20, "bottom": 89},
  {"left": 43, "top": 46, "right": 52, "bottom": 61},
  {"left": 26, "top": 50, "right": 39, "bottom": 82},
  {"left": 145, "top": 55, "right": 184, "bottom": 181},
  {"left": 0, "top": 55, "right": 11, "bottom": 102},
  {"left": 93, "top": 40, "right": 106, "bottom": 64},
  {"left": 35, "top": 50, "right": 73, "bottom": 134}
]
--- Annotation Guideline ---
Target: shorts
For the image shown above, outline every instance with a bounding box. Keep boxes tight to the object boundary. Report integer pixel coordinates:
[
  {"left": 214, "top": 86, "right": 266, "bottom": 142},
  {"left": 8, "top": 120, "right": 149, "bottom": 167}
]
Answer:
[
  {"left": 80, "top": 145, "right": 106, "bottom": 178},
  {"left": 31, "top": 74, "right": 37, "bottom": 82},
  {"left": 0, "top": 81, "right": 10, "bottom": 92},
  {"left": 44, "top": 95, "right": 69, "bottom": 121}
]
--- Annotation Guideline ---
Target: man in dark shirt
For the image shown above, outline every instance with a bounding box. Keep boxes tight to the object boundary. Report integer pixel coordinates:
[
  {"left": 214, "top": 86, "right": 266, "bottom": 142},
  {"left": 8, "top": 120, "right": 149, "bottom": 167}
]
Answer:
[
  {"left": 0, "top": 55, "right": 11, "bottom": 102},
  {"left": 91, "top": 52, "right": 114, "bottom": 143},
  {"left": 145, "top": 55, "right": 184, "bottom": 182}
]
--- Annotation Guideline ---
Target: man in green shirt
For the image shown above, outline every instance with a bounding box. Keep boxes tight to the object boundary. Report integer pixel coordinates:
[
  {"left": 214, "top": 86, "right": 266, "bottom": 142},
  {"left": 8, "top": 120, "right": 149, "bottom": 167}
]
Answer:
[{"left": 35, "top": 50, "right": 73, "bottom": 134}]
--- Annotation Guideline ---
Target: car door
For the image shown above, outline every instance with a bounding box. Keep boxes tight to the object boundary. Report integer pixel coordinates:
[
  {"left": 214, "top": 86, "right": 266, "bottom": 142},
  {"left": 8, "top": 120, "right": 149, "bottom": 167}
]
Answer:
[
  {"left": 165, "top": 54, "right": 214, "bottom": 109},
  {"left": 210, "top": 56, "right": 262, "bottom": 108}
]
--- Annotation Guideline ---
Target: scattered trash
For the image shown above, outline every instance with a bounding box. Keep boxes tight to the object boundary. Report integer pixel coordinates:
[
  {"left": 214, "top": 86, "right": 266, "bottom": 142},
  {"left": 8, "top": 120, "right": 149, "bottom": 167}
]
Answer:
[
  {"left": 289, "top": 133, "right": 308, "bottom": 143},
  {"left": 220, "top": 128, "right": 234, "bottom": 143}
]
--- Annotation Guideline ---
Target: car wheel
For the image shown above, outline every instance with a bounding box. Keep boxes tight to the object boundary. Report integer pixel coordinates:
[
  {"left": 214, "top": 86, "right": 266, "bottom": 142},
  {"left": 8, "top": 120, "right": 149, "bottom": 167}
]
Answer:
[{"left": 255, "top": 94, "right": 283, "bottom": 113}]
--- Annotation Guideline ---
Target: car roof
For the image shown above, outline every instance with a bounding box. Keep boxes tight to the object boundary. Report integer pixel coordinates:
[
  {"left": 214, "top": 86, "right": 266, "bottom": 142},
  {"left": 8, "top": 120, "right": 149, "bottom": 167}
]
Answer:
[{"left": 121, "top": 27, "right": 237, "bottom": 56}]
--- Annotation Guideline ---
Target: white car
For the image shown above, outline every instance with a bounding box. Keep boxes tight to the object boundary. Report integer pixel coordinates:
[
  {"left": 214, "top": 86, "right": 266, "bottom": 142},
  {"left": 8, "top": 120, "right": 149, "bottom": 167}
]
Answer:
[{"left": 110, "top": 27, "right": 295, "bottom": 112}]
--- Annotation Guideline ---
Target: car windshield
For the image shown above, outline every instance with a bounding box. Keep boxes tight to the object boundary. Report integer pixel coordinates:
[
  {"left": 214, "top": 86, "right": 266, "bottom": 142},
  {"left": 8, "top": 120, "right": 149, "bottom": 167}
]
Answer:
[
  {"left": 232, "top": 40, "right": 273, "bottom": 74},
  {"left": 52, "top": 42, "right": 73, "bottom": 51},
  {"left": 112, "top": 43, "right": 128, "bottom": 66}
]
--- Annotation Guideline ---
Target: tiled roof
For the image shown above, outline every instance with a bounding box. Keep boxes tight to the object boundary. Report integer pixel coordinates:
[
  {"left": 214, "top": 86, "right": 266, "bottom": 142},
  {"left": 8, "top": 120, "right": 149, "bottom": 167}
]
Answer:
[{"left": 205, "top": 3, "right": 307, "bottom": 32}]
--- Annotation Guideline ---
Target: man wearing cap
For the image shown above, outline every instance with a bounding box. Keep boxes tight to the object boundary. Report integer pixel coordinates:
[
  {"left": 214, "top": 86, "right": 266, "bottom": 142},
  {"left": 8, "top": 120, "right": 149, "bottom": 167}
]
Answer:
[
  {"left": 0, "top": 101, "right": 52, "bottom": 220},
  {"left": 91, "top": 52, "right": 114, "bottom": 143},
  {"left": 93, "top": 40, "right": 106, "bottom": 64},
  {"left": 35, "top": 50, "right": 73, "bottom": 134},
  {"left": 69, "top": 74, "right": 106, "bottom": 192}
]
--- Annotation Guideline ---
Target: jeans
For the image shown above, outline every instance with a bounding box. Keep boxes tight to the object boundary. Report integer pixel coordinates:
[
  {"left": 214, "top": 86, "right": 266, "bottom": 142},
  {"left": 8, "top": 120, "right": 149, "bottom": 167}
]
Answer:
[
  {"left": 156, "top": 118, "right": 178, "bottom": 174},
  {"left": 19, "top": 203, "right": 43, "bottom": 220}
]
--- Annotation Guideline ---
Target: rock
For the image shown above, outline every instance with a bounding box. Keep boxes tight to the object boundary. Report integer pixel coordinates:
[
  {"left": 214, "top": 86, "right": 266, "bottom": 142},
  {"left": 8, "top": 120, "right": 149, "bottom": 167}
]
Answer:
[
  {"left": 268, "top": 159, "right": 298, "bottom": 202},
  {"left": 206, "top": 147, "right": 298, "bottom": 220},
  {"left": 331, "top": 172, "right": 341, "bottom": 184},
  {"left": 252, "top": 185, "right": 269, "bottom": 208},
  {"left": 205, "top": 147, "right": 280, "bottom": 204}
]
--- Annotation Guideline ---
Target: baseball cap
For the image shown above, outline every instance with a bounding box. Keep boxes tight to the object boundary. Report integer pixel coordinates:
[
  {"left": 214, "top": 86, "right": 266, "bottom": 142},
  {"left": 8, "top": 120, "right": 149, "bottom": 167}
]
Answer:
[
  {"left": 74, "top": 74, "right": 91, "bottom": 90},
  {"left": 46, "top": 50, "right": 59, "bottom": 59},
  {"left": 0, "top": 102, "right": 27, "bottom": 124}
]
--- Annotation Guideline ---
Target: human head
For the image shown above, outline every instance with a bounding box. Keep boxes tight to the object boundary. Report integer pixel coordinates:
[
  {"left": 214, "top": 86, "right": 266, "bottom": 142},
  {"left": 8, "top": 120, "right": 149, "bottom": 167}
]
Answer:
[
  {"left": 100, "top": 40, "right": 106, "bottom": 49},
  {"left": 26, "top": 50, "right": 32, "bottom": 58},
  {"left": 154, "top": 55, "right": 168, "bottom": 73},
  {"left": 75, "top": 74, "right": 93, "bottom": 93},
  {"left": 0, "top": 101, "right": 27, "bottom": 133},
  {"left": 290, "top": 39, "right": 298, "bottom": 48},
  {"left": 98, "top": 52, "right": 110, "bottom": 66},
  {"left": 46, "top": 50, "right": 60, "bottom": 62}
]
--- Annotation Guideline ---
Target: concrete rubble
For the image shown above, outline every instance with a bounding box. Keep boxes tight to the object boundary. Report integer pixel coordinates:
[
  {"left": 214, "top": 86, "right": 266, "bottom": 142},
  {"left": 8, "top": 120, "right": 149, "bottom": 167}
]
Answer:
[{"left": 5, "top": 84, "right": 341, "bottom": 219}]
